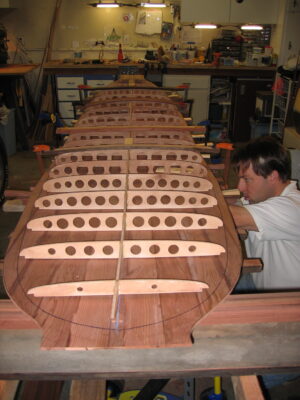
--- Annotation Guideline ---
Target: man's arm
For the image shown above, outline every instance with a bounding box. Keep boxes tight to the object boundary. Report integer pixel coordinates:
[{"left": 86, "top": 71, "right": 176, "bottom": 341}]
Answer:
[{"left": 229, "top": 205, "right": 259, "bottom": 231}]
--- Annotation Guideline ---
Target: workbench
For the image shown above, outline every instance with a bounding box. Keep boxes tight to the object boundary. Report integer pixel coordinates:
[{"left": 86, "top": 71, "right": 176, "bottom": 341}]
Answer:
[{"left": 1, "top": 292, "right": 300, "bottom": 379}]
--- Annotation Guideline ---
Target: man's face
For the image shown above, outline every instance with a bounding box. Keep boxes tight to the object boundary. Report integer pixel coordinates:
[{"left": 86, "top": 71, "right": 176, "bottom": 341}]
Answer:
[{"left": 237, "top": 162, "right": 275, "bottom": 204}]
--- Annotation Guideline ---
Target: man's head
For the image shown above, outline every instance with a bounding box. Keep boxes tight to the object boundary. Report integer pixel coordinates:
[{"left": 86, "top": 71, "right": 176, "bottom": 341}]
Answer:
[{"left": 232, "top": 137, "right": 291, "bottom": 203}]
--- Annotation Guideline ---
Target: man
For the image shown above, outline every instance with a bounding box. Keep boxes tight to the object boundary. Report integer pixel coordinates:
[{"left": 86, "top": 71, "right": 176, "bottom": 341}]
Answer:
[{"left": 229, "top": 136, "right": 300, "bottom": 291}]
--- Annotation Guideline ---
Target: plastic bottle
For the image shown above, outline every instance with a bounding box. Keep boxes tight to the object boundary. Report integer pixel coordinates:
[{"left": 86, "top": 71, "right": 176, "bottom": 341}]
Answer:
[{"left": 118, "top": 44, "right": 123, "bottom": 63}]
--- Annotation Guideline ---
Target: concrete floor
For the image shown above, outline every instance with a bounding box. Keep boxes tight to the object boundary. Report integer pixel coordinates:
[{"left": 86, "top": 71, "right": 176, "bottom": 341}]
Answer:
[{"left": 1, "top": 150, "right": 300, "bottom": 400}]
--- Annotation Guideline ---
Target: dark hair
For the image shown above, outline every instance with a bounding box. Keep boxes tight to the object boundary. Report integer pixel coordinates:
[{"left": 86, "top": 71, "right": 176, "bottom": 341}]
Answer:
[{"left": 232, "top": 136, "right": 291, "bottom": 182}]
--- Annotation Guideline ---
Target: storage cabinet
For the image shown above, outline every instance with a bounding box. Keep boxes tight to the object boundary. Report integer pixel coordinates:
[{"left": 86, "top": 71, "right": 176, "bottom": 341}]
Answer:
[
  {"left": 162, "top": 74, "right": 210, "bottom": 125},
  {"left": 56, "top": 74, "right": 115, "bottom": 126},
  {"left": 181, "top": 0, "right": 279, "bottom": 24},
  {"left": 231, "top": 78, "right": 273, "bottom": 142}
]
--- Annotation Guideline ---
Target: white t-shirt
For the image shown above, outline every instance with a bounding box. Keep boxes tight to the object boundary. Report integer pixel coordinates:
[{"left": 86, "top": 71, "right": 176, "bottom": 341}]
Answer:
[{"left": 243, "top": 181, "right": 300, "bottom": 290}]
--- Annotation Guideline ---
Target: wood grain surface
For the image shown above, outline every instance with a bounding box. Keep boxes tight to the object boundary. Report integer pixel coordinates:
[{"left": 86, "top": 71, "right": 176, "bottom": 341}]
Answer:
[{"left": 3, "top": 76, "right": 242, "bottom": 349}]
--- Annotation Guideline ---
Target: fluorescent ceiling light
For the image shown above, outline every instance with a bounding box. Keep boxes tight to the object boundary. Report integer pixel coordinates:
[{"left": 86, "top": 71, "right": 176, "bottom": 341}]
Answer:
[
  {"left": 96, "top": 2, "right": 119, "bottom": 7},
  {"left": 141, "top": 3, "right": 166, "bottom": 7},
  {"left": 194, "top": 24, "right": 217, "bottom": 29},
  {"left": 241, "top": 25, "right": 263, "bottom": 30}
]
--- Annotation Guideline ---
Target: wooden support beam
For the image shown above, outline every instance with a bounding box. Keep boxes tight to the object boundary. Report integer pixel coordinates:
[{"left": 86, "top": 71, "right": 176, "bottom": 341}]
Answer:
[
  {"left": 231, "top": 376, "right": 264, "bottom": 400},
  {"left": 1, "top": 292, "right": 299, "bottom": 331},
  {"left": 0, "top": 380, "right": 19, "bottom": 400},
  {"left": 69, "top": 379, "right": 106, "bottom": 400}
]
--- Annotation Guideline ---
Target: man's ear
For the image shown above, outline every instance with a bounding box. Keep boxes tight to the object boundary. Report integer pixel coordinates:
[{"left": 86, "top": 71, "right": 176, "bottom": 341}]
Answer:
[{"left": 268, "top": 170, "right": 279, "bottom": 182}]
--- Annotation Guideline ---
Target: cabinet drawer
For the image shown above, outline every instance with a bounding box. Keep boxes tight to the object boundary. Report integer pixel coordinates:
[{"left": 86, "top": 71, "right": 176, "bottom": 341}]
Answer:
[
  {"left": 58, "top": 102, "right": 75, "bottom": 119},
  {"left": 56, "top": 76, "right": 84, "bottom": 89},
  {"left": 86, "top": 79, "right": 114, "bottom": 88},
  {"left": 57, "top": 90, "right": 80, "bottom": 102}
]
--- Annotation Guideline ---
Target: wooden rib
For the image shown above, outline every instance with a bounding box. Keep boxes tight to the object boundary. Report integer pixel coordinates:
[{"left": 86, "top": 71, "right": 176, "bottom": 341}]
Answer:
[
  {"left": 35, "top": 192, "right": 125, "bottom": 210},
  {"left": 127, "top": 160, "right": 207, "bottom": 176},
  {"left": 44, "top": 174, "right": 212, "bottom": 193},
  {"left": 55, "top": 150, "right": 129, "bottom": 165},
  {"left": 49, "top": 159, "right": 207, "bottom": 178},
  {"left": 49, "top": 160, "right": 128, "bottom": 178},
  {"left": 125, "top": 212, "right": 223, "bottom": 230},
  {"left": 27, "top": 212, "right": 222, "bottom": 232},
  {"left": 27, "top": 213, "right": 123, "bottom": 231},
  {"left": 27, "top": 279, "right": 209, "bottom": 298},
  {"left": 128, "top": 175, "right": 212, "bottom": 192},
  {"left": 20, "top": 240, "right": 225, "bottom": 259},
  {"left": 127, "top": 191, "right": 217, "bottom": 209},
  {"left": 129, "top": 149, "right": 203, "bottom": 162},
  {"left": 43, "top": 175, "right": 126, "bottom": 192},
  {"left": 64, "top": 137, "right": 193, "bottom": 148}
]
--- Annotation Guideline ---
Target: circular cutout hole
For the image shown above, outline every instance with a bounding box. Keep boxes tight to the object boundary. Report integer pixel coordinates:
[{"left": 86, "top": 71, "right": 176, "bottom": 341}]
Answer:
[
  {"left": 192, "top": 155, "right": 198, "bottom": 161},
  {"left": 171, "top": 180, "right": 179, "bottom": 188},
  {"left": 147, "top": 195, "right": 157, "bottom": 205},
  {"left": 64, "top": 167, "right": 72, "bottom": 174},
  {"left": 146, "top": 179, "right": 155, "bottom": 188},
  {"left": 149, "top": 244, "right": 160, "bottom": 254},
  {"left": 198, "top": 218, "right": 207, "bottom": 226},
  {"left": 201, "top": 197, "right": 208, "bottom": 205},
  {"left": 57, "top": 218, "right": 68, "bottom": 229},
  {"left": 48, "top": 248, "right": 56, "bottom": 255},
  {"left": 106, "top": 217, "right": 117, "bottom": 228},
  {"left": 189, "top": 197, "right": 197, "bottom": 205},
  {"left": 65, "top": 181, "right": 72, "bottom": 188},
  {"left": 84, "top": 246, "right": 95, "bottom": 255},
  {"left": 133, "top": 216, "right": 144, "bottom": 227},
  {"left": 55, "top": 198, "right": 63, "bottom": 206},
  {"left": 133, "top": 179, "right": 142, "bottom": 188},
  {"left": 81, "top": 196, "right": 91, "bottom": 206},
  {"left": 165, "top": 216, "right": 176, "bottom": 227},
  {"left": 158, "top": 179, "right": 167, "bottom": 187},
  {"left": 175, "top": 196, "right": 184, "bottom": 205},
  {"left": 168, "top": 245, "right": 179, "bottom": 254},
  {"left": 130, "top": 245, "right": 141, "bottom": 255},
  {"left": 161, "top": 195, "right": 171, "bottom": 204},
  {"left": 43, "top": 220, "right": 52, "bottom": 229},
  {"left": 132, "top": 196, "right": 142, "bottom": 205},
  {"left": 183, "top": 181, "right": 190, "bottom": 188},
  {"left": 42, "top": 200, "right": 50, "bottom": 207},
  {"left": 66, "top": 246, "right": 76, "bottom": 256},
  {"left": 77, "top": 287, "right": 83, "bottom": 291},
  {"left": 89, "top": 217, "right": 100, "bottom": 228},
  {"left": 67, "top": 197, "right": 77, "bottom": 206},
  {"left": 75, "top": 180, "right": 84, "bottom": 188},
  {"left": 103, "top": 245, "right": 113, "bottom": 255},
  {"left": 95, "top": 196, "right": 105, "bottom": 205},
  {"left": 101, "top": 179, "right": 109, "bottom": 188},
  {"left": 193, "top": 181, "right": 201, "bottom": 188},
  {"left": 151, "top": 284, "right": 157, "bottom": 289},
  {"left": 71, "top": 156, "right": 78, "bottom": 162},
  {"left": 109, "top": 196, "right": 119, "bottom": 205},
  {"left": 88, "top": 179, "right": 97, "bottom": 188},
  {"left": 148, "top": 216, "right": 160, "bottom": 227},
  {"left": 73, "top": 217, "right": 85, "bottom": 228},
  {"left": 54, "top": 182, "right": 61, "bottom": 189},
  {"left": 112, "top": 179, "right": 122, "bottom": 188},
  {"left": 189, "top": 245, "right": 196, "bottom": 252},
  {"left": 181, "top": 216, "right": 193, "bottom": 227},
  {"left": 53, "top": 169, "right": 59, "bottom": 175}
]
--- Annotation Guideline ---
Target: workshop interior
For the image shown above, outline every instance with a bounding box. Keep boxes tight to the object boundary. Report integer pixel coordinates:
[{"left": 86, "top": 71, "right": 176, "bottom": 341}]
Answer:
[{"left": 0, "top": 0, "right": 300, "bottom": 399}]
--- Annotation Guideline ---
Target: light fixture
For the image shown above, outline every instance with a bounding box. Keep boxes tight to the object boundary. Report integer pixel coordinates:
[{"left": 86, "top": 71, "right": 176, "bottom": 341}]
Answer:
[
  {"left": 241, "top": 24, "right": 263, "bottom": 31},
  {"left": 141, "top": 2, "right": 166, "bottom": 7},
  {"left": 194, "top": 24, "right": 217, "bottom": 29},
  {"left": 90, "top": 2, "right": 119, "bottom": 7}
]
